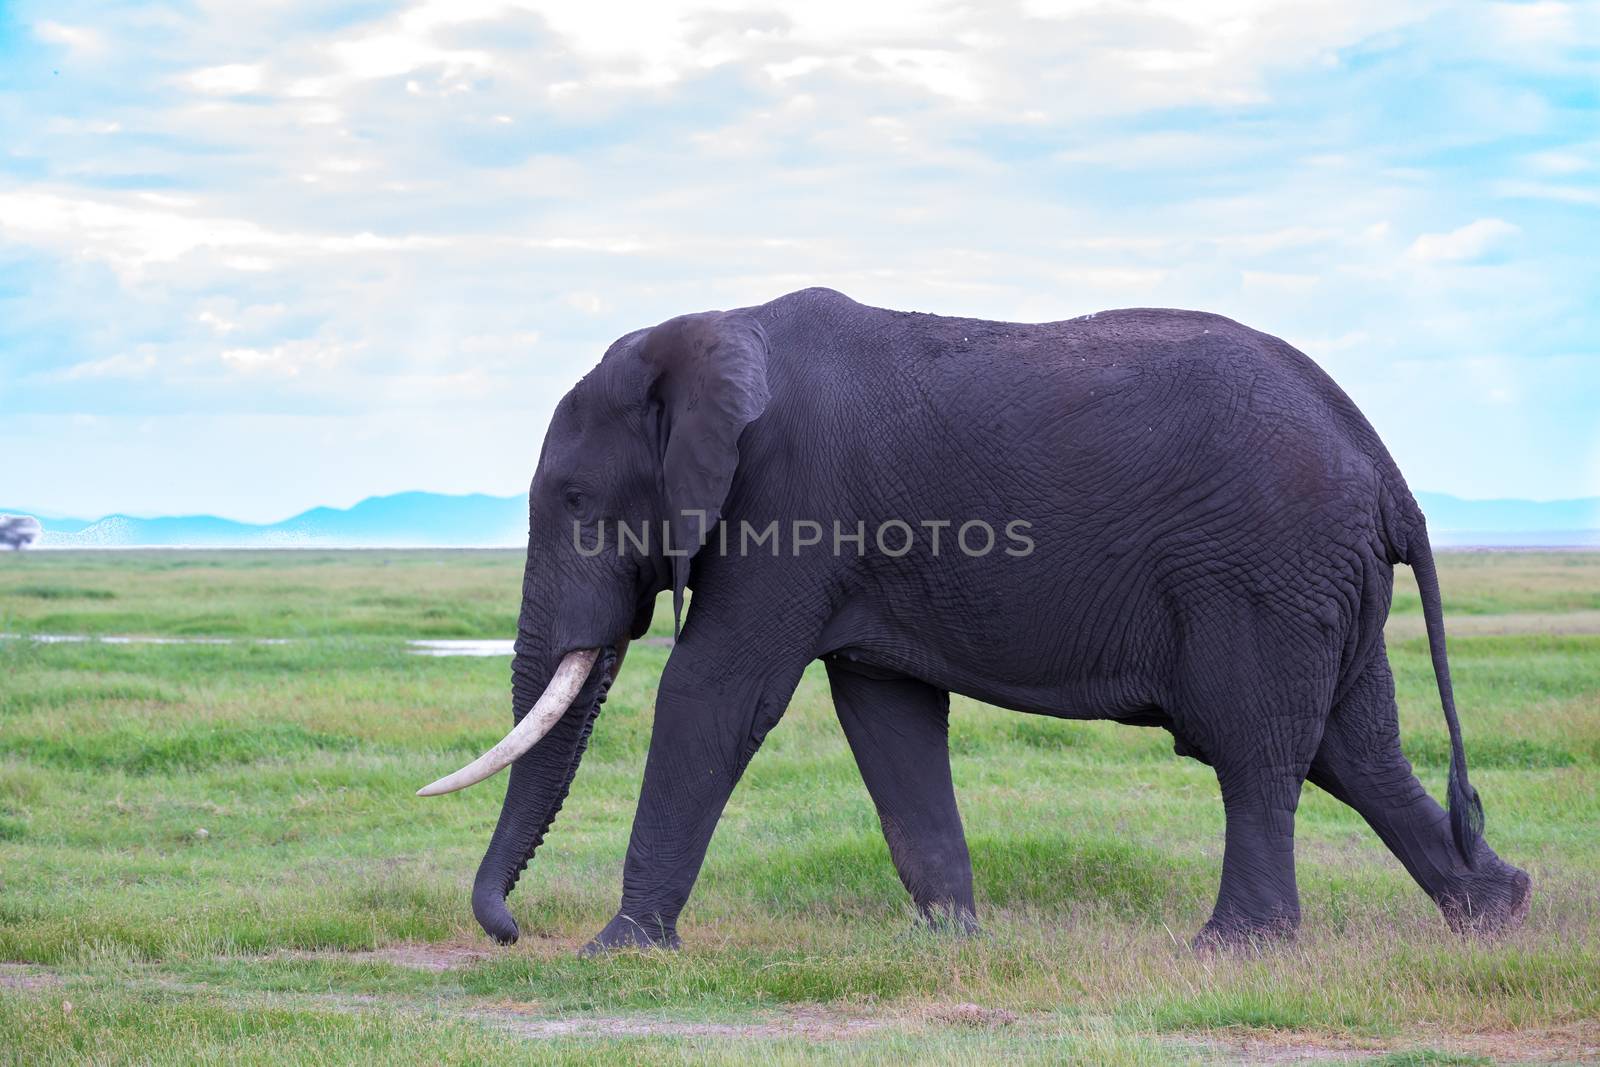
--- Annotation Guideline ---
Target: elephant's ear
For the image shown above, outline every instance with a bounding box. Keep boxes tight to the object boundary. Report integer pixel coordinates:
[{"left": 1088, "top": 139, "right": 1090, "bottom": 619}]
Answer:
[{"left": 638, "top": 311, "right": 770, "bottom": 635}]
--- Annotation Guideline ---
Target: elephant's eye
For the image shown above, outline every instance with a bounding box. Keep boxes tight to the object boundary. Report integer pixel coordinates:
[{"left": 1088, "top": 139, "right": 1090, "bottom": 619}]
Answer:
[{"left": 562, "top": 488, "right": 584, "bottom": 513}]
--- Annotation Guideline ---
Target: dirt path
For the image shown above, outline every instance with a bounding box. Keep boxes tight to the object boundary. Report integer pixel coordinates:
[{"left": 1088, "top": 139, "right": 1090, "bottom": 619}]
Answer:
[
  {"left": 0, "top": 963, "right": 63, "bottom": 991},
  {"left": 9, "top": 955, "right": 1597, "bottom": 1060},
  {"left": 1188, "top": 1024, "right": 1600, "bottom": 1064},
  {"left": 1383, "top": 609, "right": 1600, "bottom": 640}
]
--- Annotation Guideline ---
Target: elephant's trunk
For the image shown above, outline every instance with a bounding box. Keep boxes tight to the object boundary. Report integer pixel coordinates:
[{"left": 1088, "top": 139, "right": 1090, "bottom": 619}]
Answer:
[{"left": 470, "top": 639, "right": 619, "bottom": 944}]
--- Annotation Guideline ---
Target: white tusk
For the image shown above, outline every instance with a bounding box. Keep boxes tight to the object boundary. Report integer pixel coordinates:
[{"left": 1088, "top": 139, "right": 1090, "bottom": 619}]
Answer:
[{"left": 416, "top": 648, "right": 601, "bottom": 797}]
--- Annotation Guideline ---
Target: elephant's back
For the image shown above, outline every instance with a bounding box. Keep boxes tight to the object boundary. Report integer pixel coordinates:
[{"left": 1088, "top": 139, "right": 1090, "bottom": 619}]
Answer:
[
  {"left": 758, "top": 289, "right": 1408, "bottom": 558},
  {"left": 886, "top": 304, "right": 1383, "bottom": 480},
  {"left": 769, "top": 291, "right": 1364, "bottom": 439},
  {"left": 946, "top": 305, "right": 1394, "bottom": 562}
]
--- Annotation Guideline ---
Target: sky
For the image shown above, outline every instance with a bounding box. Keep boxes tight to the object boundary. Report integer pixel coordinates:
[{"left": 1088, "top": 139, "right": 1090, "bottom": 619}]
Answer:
[{"left": 1, "top": 0, "right": 1597, "bottom": 522}]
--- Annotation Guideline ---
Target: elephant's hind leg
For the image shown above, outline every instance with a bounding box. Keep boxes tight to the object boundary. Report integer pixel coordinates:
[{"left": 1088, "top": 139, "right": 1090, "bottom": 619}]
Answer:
[
  {"left": 825, "top": 662, "right": 977, "bottom": 930},
  {"left": 1197, "top": 754, "right": 1313, "bottom": 950},
  {"left": 1179, "top": 623, "right": 1335, "bottom": 950},
  {"left": 1307, "top": 646, "right": 1531, "bottom": 934}
]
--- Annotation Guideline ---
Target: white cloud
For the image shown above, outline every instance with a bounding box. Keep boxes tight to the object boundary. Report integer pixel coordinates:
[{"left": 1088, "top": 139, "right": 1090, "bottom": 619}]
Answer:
[
  {"left": 1052, "top": 266, "right": 1169, "bottom": 288},
  {"left": 4, "top": 0, "right": 1598, "bottom": 512},
  {"left": 1488, "top": 1, "right": 1578, "bottom": 44},
  {"left": 263, "top": 0, "right": 1452, "bottom": 116},
  {"left": 1405, "top": 218, "right": 1521, "bottom": 263},
  {"left": 329, "top": 26, "right": 491, "bottom": 82},
  {"left": 196, "top": 311, "right": 237, "bottom": 334},
  {"left": 220, "top": 338, "right": 359, "bottom": 377},
  {"left": 186, "top": 64, "right": 266, "bottom": 95},
  {"left": 1495, "top": 181, "right": 1600, "bottom": 207},
  {"left": 521, "top": 237, "right": 652, "bottom": 255},
  {"left": 34, "top": 21, "right": 106, "bottom": 55},
  {"left": 766, "top": 56, "right": 829, "bottom": 81},
  {"left": 1240, "top": 269, "right": 1321, "bottom": 294},
  {"left": 0, "top": 191, "right": 279, "bottom": 273},
  {"left": 866, "top": 49, "right": 984, "bottom": 103},
  {"left": 56, "top": 352, "right": 159, "bottom": 380},
  {"left": 1523, "top": 149, "right": 1592, "bottom": 175},
  {"left": 458, "top": 330, "right": 540, "bottom": 354},
  {"left": 0, "top": 190, "right": 461, "bottom": 276}
]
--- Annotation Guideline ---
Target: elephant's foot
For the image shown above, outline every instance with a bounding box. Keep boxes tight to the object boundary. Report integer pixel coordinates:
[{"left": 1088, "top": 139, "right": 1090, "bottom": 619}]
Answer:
[
  {"left": 578, "top": 911, "right": 681, "bottom": 957},
  {"left": 1438, "top": 856, "right": 1532, "bottom": 937},
  {"left": 916, "top": 901, "right": 980, "bottom": 937},
  {"left": 1191, "top": 912, "right": 1298, "bottom": 955}
]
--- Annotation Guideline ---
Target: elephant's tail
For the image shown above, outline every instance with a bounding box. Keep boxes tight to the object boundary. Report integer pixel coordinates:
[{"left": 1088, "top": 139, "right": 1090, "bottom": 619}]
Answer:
[{"left": 1401, "top": 522, "right": 1484, "bottom": 868}]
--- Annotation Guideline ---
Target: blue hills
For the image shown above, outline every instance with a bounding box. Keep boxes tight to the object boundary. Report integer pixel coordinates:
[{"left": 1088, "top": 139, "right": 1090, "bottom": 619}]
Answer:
[
  {"left": 3, "top": 490, "right": 1597, "bottom": 548},
  {"left": 1412, "top": 492, "right": 1600, "bottom": 545},
  {"left": 6, "top": 492, "right": 528, "bottom": 548}
]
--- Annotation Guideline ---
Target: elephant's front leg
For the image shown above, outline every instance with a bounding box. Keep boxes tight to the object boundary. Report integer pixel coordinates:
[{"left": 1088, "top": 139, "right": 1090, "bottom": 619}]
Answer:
[
  {"left": 825, "top": 662, "right": 976, "bottom": 930},
  {"left": 582, "top": 628, "right": 809, "bottom": 955}
]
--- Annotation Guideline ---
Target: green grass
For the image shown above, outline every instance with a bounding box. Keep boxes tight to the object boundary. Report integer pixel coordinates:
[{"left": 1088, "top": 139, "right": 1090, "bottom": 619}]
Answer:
[
  {"left": 2, "top": 550, "right": 1597, "bottom": 1063},
  {"left": 1391, "top": 551, "right": 1600, "bottom": 616},
  {"left": 0, "top": 550, "right": 539, "bottom": 638}
]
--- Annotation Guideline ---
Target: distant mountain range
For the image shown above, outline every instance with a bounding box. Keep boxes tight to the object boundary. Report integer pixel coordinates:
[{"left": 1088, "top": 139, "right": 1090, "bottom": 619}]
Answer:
[
  {"left": 1413, "top": 493, "right": 1600, "bottom": 546},
  {"left": 6, "top": 492, "right": 528, "bottom": 548},
  {"left": 3, "top": 490, "right": 1598, "bottom": 548}
]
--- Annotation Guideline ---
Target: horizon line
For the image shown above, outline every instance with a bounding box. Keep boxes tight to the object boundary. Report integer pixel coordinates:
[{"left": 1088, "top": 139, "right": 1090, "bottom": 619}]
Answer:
[{"left": 7, "top": 487, "right": 1600, "bottom": 529}]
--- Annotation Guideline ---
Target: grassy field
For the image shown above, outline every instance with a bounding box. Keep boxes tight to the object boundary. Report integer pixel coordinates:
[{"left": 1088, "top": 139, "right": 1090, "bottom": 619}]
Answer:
[{"left": 1, "top": 550, "right": 1597, "bottom": 1064}]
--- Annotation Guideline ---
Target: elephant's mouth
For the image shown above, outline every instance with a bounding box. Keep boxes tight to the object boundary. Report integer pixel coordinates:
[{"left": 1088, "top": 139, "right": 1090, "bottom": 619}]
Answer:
[{"left": 629, "top": 590, "right": 657, "bottom": 639}]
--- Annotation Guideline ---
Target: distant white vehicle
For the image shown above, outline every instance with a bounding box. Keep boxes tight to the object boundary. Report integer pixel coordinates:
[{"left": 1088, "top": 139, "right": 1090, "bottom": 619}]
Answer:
[{"left": 0, "top": 515, "right": 42, "bottom": 550}]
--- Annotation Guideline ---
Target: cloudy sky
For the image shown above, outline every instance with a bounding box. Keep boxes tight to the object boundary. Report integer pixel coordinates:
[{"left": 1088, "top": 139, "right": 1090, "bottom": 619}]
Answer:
[{"left": 2, "top": 0, "right": 1597, "bottom": 522}]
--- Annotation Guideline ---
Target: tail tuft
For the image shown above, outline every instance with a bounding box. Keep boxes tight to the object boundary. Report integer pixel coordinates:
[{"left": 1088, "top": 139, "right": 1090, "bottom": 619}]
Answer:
[{"left": 1447, "top": 762, "right": 1485, "bottom": 866}]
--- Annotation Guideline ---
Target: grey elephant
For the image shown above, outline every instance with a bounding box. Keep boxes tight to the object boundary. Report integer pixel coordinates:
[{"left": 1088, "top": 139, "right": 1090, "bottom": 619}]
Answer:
[{"left": 420, "top": 287, "right": 1531, "bottom": 953}]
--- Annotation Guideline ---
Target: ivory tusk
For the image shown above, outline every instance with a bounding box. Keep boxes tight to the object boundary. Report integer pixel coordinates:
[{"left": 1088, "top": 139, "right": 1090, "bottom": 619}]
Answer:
[{"left": 416, "top": 648, "right": 601, "bottom": 797}]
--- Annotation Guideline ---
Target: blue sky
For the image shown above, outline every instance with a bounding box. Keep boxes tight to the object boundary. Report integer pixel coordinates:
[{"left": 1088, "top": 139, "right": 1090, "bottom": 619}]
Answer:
[{"left": 1, "top": 0, "right": 1597, "bottom": 522}]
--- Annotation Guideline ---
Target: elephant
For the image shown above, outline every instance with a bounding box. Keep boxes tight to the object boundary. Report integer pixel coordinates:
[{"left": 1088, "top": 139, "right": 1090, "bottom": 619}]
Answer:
[{"left": 419, "top": 286, "right": 1532, "bottom": 954}]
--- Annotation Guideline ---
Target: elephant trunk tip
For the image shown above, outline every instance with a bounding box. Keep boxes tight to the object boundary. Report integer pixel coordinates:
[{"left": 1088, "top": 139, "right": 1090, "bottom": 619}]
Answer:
[{"left": 472, "top": 883, "right": 521, "bottom": 945}]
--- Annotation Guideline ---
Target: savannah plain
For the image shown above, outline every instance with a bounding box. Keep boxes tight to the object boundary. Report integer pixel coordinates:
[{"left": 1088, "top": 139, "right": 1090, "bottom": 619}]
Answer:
[{"left": 1, "top": 550, "right": 1596, "bottom": 1064}]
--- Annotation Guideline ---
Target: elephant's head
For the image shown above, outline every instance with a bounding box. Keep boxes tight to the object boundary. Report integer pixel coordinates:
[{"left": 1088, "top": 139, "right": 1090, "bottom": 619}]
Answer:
[{"left": 417, "top": 309, "right": 771, "bottom": 944}]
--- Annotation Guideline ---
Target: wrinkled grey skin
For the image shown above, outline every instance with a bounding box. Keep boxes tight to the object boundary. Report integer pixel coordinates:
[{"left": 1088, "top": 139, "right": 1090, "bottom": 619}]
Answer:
[
  {"left": 469, "top": 287, "right": 1531, "bottom": 955},
  {"left": 0, "top": 515, "right": 42, "bottom": 550}
]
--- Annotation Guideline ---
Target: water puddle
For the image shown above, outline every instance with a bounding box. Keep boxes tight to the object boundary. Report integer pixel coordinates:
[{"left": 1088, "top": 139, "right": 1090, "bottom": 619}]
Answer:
[
  {"left": 407, "top": 639, "right": 514, "bottom": 657},
  {"left": 2, "top": 635, "right": 669, "bottom": 656},
  {"left": 1, "top": 633, "right": 291, "bottom": 647},
  {"left": 1, "top": 633, "right": 496, "bottom": 656}
]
